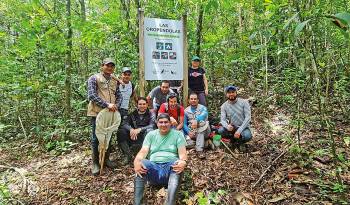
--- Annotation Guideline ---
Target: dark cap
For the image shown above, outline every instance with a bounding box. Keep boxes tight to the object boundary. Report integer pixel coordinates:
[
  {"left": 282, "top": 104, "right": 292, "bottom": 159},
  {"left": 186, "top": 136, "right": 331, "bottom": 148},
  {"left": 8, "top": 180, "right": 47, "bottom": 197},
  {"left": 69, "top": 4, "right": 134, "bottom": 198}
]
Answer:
[
  {"left": 122, "top": 67, "right": 132, "bottom": 73},
  {"left": 225, "top": 85, "right": 239, "bottom": 93},
  {"left": 191, "top": 56, "right": 201, "bottom": 61},
  {"left": 103, "top": 58, "right": 115, "bottom": 65}
]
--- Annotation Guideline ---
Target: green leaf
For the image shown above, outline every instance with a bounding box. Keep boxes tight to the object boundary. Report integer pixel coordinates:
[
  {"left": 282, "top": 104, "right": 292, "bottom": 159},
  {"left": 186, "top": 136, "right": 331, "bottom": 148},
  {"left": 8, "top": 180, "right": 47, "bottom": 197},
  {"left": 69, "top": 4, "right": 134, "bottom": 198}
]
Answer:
[
  {"left": 294, "top": 19, "right": 311, "bottom": 36},
  {"left": 344, "top": 137, "right": 350, "bottom": 146},
  {"left": 334, "top": 12, "right": 350, "bottom": 27},
  {"left": 283, "top": 12, "right": 299, "bottom": 30}
]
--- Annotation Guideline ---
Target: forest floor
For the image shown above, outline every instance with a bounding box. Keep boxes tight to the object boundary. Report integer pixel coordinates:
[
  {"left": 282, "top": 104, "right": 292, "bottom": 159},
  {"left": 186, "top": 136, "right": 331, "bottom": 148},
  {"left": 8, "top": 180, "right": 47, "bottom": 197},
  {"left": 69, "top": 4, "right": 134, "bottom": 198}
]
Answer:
[{"left": 1, "top": 107, "right": 349, "bottom": 205}]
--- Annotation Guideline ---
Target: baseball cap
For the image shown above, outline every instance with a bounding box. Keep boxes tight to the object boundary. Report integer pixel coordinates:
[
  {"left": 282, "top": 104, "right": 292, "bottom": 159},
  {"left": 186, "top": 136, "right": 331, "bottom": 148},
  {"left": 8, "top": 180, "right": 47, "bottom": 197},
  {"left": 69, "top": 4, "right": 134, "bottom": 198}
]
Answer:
[
  {"left": 225, "top": 85, "right": 239, "bottom": 93},
  {"left": 122, "top": 67, "right": 132, "bottom": 73},
  {"left": 103, "top": 58, "right": 115, "bottom": 65},
  {"left": 191, "top": 56, "right": 201, "bottom": 61}
]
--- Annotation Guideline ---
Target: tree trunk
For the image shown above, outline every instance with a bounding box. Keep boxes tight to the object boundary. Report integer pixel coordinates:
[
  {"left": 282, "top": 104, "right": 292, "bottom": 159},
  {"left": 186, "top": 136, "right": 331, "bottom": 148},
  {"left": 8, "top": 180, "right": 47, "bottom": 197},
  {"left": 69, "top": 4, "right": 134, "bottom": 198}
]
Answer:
[
  {"left": 80, "top": 0, "right": 89, "bottom": 79},
  {"left": 195, "top": 4, "right": 204, "bottom": 57},
  {"left": 65, "top": 0, "right": 72, "bottom": 119}
]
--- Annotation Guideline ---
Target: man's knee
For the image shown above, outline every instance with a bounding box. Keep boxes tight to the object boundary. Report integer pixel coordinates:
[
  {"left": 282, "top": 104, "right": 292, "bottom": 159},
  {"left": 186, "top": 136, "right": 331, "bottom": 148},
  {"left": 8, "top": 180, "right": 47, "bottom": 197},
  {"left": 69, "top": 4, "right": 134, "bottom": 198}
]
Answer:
[
  {"left": 241, "top": 128, "right": 252, "bottom": 142},
  {"left": 117, "top": 128, "right": 130, "bottom": 142}
]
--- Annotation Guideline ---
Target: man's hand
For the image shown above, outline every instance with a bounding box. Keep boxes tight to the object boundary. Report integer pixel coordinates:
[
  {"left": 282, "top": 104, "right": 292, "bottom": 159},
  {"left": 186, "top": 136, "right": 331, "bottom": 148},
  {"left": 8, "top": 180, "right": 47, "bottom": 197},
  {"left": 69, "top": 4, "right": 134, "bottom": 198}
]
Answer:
[
  {"left": 107, "top": 103, "right": 117, "bottom": 112},
  {"left": 130, "top": 128, "right": 141, "bottom": 141},
  {"left": 170, "top": 117, "right": 178, "bottom": 126},
  {"left": 188, "top": 131, "right": 196, "bottom": 139},
  {"left": 227, "top": 124, "right": 234, "bottom": 132},
  {"left": 234, "top": 131, "right": 240, "bottom": 139},
  {"left": 190, "top": 120, "right": 198, "bottom": 129},
  {"left": 134, "top": 160, "right": 147, "bottom": 177},
  {"left": 172, "top": 160, "right": 186, "bottom": 174}
]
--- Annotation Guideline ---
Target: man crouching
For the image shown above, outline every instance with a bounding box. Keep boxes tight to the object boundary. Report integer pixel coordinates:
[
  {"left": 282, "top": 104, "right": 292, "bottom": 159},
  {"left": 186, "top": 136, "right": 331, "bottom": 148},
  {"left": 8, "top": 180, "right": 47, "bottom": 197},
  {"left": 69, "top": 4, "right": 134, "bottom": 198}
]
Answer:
[{"left": 133, "top": 113, "right": 187, "bottom": 205}]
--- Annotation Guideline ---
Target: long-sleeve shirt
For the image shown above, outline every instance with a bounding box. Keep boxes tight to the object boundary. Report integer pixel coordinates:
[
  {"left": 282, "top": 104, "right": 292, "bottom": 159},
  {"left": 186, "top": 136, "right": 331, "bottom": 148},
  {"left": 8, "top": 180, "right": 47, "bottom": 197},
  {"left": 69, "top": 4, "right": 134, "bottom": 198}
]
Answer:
[
  {"left": 220, "top": 98, "right": 251, "bottom": 134},
  {"left": 183, "top": 105, "right": 208, "bottom": 134},
  {"left": 87, "top": 75, "right": 122, "bottom": 108},
  {"left": 122, "top": 110, "right": 156, "bottom": 132}
]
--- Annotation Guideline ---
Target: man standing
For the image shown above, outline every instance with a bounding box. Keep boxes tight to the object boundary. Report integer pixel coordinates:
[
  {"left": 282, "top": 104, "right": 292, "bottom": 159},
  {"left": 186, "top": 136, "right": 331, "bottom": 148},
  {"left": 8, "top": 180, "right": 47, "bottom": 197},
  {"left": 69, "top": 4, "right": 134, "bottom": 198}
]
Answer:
[
  {"left": 188, "top": 56, "right": 208, "bottom": 106},
  {"left": 87, "top": 58, "right": 122, "bottom": 175},
  {"left": 118, "top": 67, "right": 137, "bottom": 121},
  {"left": 133, "top": 113, "right": 187, "bottom": 205},
  {"left": 158, "top": 93, "right": 185, "bottom": 131},
  {"left": 146, "top": 80, "right": 174, "bottom": 114},
  {"left": 219, "top": 85, "right": 252, "bottom": 152},
  {"left": 183, "top": 92, "right": 210, "bottom": 159},
  {"left": 117, "top": 97, "right": 155, "bottom": 165}
]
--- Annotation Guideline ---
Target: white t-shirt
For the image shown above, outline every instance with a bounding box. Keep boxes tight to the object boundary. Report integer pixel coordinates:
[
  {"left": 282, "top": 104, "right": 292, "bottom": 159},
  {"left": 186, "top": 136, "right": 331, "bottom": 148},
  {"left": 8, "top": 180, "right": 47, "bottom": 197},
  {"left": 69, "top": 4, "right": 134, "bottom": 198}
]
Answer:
[{"left": 119, "top": 81, "right": 133, "bottom": 110}]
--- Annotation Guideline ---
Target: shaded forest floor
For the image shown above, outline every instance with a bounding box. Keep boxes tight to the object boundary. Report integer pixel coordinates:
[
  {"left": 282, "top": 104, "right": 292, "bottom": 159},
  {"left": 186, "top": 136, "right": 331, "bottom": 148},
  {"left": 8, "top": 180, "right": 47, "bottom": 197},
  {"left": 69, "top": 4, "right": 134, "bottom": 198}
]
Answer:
[{"left": 1, "top": 108, "right": 349, "bottom": 205}]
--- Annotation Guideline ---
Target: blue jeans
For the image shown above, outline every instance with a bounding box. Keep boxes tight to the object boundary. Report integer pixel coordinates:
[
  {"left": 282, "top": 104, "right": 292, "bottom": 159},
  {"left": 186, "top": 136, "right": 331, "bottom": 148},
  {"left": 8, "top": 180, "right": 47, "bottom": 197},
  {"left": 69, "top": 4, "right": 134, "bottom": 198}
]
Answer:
[
  {"left": 134, "top": 160, "right": 182, "bottom": 205},
  {"left": 218, "top": 127, "right": 252, "bottom": 144}
]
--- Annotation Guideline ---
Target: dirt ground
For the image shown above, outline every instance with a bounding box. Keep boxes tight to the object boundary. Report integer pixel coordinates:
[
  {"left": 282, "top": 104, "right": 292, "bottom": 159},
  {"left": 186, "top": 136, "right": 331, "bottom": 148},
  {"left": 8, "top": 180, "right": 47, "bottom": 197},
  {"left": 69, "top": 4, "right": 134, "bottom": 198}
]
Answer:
[{"left": 1, "top": 110, "right": 349, "bottom": 205}]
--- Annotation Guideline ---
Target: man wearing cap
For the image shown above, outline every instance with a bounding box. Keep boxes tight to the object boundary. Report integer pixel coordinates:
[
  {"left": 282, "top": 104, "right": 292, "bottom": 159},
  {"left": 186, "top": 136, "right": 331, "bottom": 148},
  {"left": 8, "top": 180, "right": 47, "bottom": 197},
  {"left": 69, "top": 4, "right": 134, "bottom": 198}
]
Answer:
[
  {"left": 118, "top": 67, "right": 137, "bottom": 121},
  {"left": 219, "top": 86, "right": 252, "bottom": 152},
  {"left": 87, "top": 57, "right": 122, "bottom": 175},
  {"left": 188, "top": 56, "right": 208, "bottom": 106},
  {"left": 146, "top": 80, "right": 174, "bottom": 114}
]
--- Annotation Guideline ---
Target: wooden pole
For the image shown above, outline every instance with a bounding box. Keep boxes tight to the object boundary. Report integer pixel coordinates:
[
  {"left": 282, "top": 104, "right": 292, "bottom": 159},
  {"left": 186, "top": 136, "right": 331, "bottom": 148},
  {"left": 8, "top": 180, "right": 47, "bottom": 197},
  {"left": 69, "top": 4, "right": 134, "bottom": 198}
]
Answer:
[
  {"left": 182, "top": 14, "right": 188, "bottom": 107},
  {"left": 138, "top": 9, "right": 145, "bottom": 97}
]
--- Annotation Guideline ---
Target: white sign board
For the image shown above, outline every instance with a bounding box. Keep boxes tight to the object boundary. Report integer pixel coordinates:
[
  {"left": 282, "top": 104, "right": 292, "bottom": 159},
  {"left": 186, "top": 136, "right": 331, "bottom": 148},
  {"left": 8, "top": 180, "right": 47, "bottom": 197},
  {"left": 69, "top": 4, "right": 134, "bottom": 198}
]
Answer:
[{"left": 144, "top": 17, "right": 184, "bottom": 80}]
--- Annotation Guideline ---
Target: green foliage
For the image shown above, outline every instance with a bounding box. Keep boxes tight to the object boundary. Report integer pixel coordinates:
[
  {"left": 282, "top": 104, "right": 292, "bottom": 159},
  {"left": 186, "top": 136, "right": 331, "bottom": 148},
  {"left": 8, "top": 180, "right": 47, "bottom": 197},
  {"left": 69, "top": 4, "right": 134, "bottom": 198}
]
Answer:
[
  {"left": 0, "top": 183, "right": 11, "bottom": 200},
  {"left": 295, "top": 19, "right": 311, "bottom": 36}
]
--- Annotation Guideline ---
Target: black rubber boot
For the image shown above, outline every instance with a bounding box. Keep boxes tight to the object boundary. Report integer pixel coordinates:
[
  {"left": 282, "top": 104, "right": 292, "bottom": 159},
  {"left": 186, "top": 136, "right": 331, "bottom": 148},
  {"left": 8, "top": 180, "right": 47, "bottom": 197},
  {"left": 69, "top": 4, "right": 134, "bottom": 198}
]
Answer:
[
  {"left": 104, "top": 146, "right": 117, "bottom": 169},
  {"left": 119, "top": 141, "right": 132, "bottom": 165},
  {"left": 91, "top": 145, "right": 100, "bottom": 176}
]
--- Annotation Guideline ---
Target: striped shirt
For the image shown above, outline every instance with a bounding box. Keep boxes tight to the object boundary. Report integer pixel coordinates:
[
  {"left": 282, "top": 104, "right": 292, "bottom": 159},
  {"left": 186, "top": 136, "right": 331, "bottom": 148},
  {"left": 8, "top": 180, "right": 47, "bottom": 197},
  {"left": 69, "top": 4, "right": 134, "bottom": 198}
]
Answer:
[
  {"left": 87, "top": 75, "right": 122, "bottom": 108},
  {"left": 220, "top": 98, "right": 251, "bottom": 134}
]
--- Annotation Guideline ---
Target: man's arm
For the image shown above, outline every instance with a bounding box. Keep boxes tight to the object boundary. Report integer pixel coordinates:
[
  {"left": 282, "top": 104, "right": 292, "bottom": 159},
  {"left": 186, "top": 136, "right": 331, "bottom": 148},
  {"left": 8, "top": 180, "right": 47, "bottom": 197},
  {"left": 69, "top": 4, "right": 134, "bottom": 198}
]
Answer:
[
  {"left": 146, "top": 87, "right": 156, "bottom": 109},
  {"left": 87, "top": 76, "right": 108, "bottom": 108},
  {"left": 134, "top": 146, "right": 150, "bottom": 176},
  {"left": 220, "top": 104, "right": 229, "bottom": 129},
  {"left": 176, "top": 107, "right": 185, "bottom": 130},
  {"left": 172, "top": 146, "right": 187, "bottom": 174},
  {"left": 236, "top": 101, "right": 251, "bottom": 134}
]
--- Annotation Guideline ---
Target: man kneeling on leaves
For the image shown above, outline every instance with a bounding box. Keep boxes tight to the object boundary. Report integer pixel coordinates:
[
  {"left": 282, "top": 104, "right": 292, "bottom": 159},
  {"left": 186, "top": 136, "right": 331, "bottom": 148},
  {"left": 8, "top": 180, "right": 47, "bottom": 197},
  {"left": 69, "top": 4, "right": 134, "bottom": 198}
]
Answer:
[
  {"left": 133, "top": 113, "right": 187, "bottom": 205},
  {"left": 117, "top": 97, "right": 156, "bottom": 165},
  {"left": 183, "top": 92, "right": 211, "bottom": 159},
  {"left": 219, "top": 85, "right": 252, "bottom": 152}
]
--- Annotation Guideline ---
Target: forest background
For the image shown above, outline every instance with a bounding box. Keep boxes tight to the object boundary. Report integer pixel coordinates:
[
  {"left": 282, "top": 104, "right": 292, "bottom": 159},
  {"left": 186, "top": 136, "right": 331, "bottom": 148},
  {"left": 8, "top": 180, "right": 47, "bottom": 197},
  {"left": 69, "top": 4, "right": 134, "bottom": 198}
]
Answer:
[{"left": 0, "top": 0, "right": 349, "bottom": 204}]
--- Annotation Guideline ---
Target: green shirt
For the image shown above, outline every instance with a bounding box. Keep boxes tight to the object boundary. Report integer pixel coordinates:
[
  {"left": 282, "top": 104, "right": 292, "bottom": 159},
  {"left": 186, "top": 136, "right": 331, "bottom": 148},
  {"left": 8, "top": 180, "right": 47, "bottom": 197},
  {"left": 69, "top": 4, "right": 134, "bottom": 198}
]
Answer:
[{"left": 143, "top": 129, "right": 186, "bottom": 163}]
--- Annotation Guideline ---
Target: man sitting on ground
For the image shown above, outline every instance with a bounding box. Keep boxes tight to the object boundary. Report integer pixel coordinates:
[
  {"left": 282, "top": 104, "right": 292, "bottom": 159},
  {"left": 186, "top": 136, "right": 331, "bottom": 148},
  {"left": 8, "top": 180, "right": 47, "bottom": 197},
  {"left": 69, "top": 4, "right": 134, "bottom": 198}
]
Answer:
[
  {"left": 117, "top": 97, "right": 156, "bottom": 165},
  {"left": 183, "top": 92, "right": 211, "bottom": 159},
  {"left": 219, "top": 85, "right": 252, "bottom": 152},
  {"left": 158, "top": 93, "right": 184, "bottom": 131},
  {"left": 146, "top": 80, "right": 174, "bottom": 114},
  {"left": 133, "top": 113, "right": 187, "bottom": 205}
]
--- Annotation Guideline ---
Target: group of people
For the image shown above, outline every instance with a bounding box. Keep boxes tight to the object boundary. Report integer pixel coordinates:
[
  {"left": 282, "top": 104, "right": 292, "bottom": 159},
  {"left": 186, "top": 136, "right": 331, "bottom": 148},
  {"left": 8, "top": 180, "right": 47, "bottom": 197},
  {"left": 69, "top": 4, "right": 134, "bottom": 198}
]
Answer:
[{"left": 87, "top": 56, "right": 252, "bottom": 205}]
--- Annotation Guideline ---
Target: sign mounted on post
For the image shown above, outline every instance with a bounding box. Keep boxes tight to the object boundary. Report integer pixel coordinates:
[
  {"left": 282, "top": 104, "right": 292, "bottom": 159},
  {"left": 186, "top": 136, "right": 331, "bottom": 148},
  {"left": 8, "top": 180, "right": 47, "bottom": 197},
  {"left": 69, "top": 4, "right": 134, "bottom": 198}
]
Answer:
[{"left": 144, "top": 17, "right": 184, "bottom": 80}]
